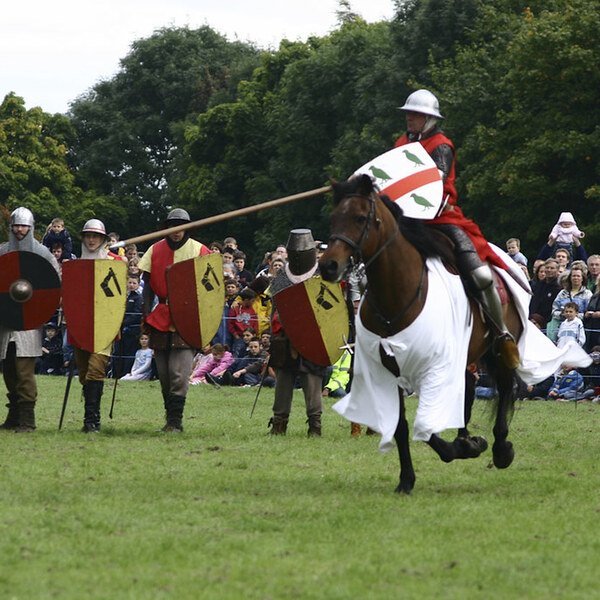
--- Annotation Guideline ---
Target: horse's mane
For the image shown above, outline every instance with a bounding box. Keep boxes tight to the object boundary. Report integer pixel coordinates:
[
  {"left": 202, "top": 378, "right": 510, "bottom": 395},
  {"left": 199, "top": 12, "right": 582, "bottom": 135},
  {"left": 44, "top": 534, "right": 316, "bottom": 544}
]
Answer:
[{"left": 331, "top": 175, "right": 454, "bottom": 264}]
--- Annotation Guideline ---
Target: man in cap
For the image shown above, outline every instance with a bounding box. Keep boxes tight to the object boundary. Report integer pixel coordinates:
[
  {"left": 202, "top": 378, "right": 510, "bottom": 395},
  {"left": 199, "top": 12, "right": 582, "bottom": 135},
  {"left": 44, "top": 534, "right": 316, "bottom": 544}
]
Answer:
[
  {"left": 395, "top": 89, "right": 518, "bottom": 368},
  {"left": 138, "top": 208, "right": 211, "bottom": 432},
  {"left": 0, "top": 208, "right": 59, "bottom": 432},
  {"left": 268, "top": 229, "right": 327, "bottom": 437}
]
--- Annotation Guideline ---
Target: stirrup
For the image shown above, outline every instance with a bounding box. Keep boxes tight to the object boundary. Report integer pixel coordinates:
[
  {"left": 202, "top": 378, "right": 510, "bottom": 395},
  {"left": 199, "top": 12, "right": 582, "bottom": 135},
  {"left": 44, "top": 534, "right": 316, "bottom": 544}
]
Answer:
[{"left": 495, "top": 333, "right": 520, "bottom": 370}]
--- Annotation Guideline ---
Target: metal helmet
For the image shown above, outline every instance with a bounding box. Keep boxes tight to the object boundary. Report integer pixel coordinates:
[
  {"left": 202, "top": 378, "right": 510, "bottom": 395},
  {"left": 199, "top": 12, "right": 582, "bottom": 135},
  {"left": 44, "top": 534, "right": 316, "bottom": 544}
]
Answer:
[
  {"left": 10, "top": 207, "right": 35, "bottom": 228},
  {"left": 81, "top": 219, "right": 107, "bottom": 237},
  {"left": 166, "top": 208, "right": 191, "bottom": 223},
  {"left": 399, "top": 89, "right": 444, "bottom": 119},
  {"left": 286, "top": 228, "right": 317, "bottom": 276}
]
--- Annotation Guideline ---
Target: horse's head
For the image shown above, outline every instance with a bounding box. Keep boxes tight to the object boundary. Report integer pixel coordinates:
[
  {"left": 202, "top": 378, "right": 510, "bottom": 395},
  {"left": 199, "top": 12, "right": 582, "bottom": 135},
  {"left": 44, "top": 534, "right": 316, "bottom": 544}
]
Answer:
[{"left": 319, "top": 174, "right": 386, "bottom": 282}]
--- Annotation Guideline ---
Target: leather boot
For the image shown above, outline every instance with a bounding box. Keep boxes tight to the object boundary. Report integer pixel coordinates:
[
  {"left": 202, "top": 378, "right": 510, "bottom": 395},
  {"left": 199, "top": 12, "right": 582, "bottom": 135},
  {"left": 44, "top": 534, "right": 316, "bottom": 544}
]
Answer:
[
  {"left": 307, "top": 415, "right": 322, "bottom": 437},
  {"left": 15, "top": 401, "right": 36, "bottom": 433},
  {"left": 82, "top": 381, "right": 103, "bottom": 433},
  {"left": 161, "top": 395, "right": 185, "bottom": 432},
  {"left": 0, "top": 394, "right": 19, "bottom": 430},
  {"left": 268, "top": 416, "right": 288, "bottom": 435},
  {"left": 350, "top": 422, "right": 362, "bottom": 437}
]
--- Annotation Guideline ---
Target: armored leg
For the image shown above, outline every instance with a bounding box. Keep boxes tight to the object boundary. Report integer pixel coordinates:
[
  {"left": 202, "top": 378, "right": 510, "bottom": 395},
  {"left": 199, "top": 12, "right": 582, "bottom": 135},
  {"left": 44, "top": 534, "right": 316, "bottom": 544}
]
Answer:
[{"left": 434, "top": 224, "right": 519, "bottom": 368}]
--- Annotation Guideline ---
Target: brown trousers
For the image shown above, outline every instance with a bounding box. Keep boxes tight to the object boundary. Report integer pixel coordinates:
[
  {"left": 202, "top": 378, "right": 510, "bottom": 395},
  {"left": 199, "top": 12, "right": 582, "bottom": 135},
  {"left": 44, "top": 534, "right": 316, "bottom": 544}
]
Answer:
[
  {"left": 2, "top": 343, "right": 37, "bottom": 403},
  {"left": 74, "top": 349, "right": 109, "bottom": 385}
]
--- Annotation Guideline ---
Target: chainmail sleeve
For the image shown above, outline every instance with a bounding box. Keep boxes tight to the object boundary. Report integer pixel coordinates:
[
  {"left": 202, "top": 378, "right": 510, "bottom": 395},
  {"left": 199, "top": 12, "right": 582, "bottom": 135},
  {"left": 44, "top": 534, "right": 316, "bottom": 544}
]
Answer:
[{"left": 429, "top": 144, "right": 454, "bottom": 182}]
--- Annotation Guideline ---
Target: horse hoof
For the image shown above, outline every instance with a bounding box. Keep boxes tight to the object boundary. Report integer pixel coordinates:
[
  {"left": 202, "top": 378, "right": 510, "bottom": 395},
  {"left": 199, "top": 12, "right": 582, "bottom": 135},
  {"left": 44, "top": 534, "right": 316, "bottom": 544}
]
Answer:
[
  {"left": 492, "top": 440, "right": 514, "bottom": 469},
  {"left": 394, "top": 483, "right": 413, "bottom": 495},
  {"left": 471, "top": 435, "right": 488, "bottom": 454},
  {"left": 453, "top": 436, "right": 484, "bottom": 459}
]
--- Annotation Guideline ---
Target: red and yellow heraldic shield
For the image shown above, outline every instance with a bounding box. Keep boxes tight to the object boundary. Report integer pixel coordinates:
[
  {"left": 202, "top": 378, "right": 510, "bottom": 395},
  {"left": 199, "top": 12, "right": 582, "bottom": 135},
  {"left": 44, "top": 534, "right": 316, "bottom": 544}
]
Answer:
[
  {"left": 0, "top": 251, "right": 61, "bottom": 330},
  {"left": 62, "top": 259, "right": 128, "bottom": 353},
  {"left": 275, "top": 276, "right": 349, "bottom": 366},
  {"left": 166, "top": 254, "right": 224, "bottom": 348}
]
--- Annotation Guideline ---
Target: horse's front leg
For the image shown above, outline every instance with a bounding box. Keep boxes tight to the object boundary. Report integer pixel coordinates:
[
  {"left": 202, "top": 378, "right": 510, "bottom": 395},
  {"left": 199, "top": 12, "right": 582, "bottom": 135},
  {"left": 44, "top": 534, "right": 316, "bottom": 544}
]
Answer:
[
  {"left": 492, "top": 364, "right": 516, "bottom": 469},
  {"left": 456, "top": 368, "right": 488, "bottom": 453},
  {"left": 394, "top": 389, "right": 415, "bottom": 494}
]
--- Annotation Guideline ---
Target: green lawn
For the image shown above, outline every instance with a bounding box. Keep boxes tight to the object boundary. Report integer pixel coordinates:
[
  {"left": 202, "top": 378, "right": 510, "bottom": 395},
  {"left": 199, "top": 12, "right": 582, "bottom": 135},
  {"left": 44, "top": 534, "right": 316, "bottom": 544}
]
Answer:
[{"left": 1, "top": 376, "right": 598, "bottom": 599}]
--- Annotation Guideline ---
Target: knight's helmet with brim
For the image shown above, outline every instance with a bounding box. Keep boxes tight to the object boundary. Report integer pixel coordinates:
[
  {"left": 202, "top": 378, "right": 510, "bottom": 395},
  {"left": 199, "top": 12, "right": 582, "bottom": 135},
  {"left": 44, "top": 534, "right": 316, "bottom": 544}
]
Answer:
[{"left": 286, "top": 228, "right": 317, "bottom": 276}]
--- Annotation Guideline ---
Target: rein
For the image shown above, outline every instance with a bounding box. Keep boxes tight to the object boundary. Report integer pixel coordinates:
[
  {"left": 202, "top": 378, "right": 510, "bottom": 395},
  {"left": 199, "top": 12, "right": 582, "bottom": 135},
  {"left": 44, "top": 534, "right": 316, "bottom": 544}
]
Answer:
[{"left": 329, "top": 191, "right": 427, "bottom": 336}]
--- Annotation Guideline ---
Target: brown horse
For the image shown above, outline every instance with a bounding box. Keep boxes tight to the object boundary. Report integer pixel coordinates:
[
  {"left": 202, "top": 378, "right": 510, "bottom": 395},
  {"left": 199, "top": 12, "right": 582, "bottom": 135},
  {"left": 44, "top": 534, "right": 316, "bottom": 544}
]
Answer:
[{"left": 319, "top": 174, "right": 522, "bottom": 494}]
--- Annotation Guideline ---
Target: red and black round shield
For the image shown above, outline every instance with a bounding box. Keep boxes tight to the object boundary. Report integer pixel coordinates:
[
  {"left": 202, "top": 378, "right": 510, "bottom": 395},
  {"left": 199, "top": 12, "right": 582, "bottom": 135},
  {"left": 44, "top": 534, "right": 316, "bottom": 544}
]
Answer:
[{"left": 0, "top": 251, "right": 61, "bottom": 330}]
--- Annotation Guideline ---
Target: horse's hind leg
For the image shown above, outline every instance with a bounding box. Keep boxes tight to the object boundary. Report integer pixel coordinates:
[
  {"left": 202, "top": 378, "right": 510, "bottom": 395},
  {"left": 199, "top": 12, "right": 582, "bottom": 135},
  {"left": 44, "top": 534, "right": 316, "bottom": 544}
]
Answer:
[
  {"left": 492, "top": 364, "right": 516, "bottom": 469},
  {"left": 394, "top": 390, "right": 415, "bottom": 494}
]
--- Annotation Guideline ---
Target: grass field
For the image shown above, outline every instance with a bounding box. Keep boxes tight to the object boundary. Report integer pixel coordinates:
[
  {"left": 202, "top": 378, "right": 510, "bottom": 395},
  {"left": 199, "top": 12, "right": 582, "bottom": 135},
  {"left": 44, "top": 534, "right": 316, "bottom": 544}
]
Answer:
[{"left": 1, "top": 376, "right": 599, "bottom": 599}]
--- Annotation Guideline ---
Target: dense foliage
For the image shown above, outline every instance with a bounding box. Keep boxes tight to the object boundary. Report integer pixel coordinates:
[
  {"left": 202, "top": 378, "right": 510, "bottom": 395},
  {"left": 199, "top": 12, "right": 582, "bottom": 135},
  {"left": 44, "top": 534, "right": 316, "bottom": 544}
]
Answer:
[{"left": 1, "top": 0, "right": 598, "bottom": 262}]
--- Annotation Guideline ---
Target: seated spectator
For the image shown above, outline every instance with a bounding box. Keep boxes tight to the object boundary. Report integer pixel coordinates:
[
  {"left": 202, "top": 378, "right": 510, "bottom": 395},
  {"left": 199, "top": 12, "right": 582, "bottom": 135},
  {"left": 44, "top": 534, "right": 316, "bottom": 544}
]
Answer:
[
  {"left": 547, "top": 364, "right": 585, "bottom": 402},
  {"left": 120, "top": 333, "right": 153, "bottom": 381},
  {"left": 190, "top": 343, "right": 234, "bottom": 385},
  {"left": 190, "top": 345, "right": 213, "bottom": 379},
  {"left": 579, "top": 346, "right": 600, "bottom": 402},
  {"left": 211, "top": 337, "right": 271, "bottom": 387},
  {"left": 557, "top": 302, "right": 586, "bottom": 349},
  {"left": 517, "top": 374, "right": 555, "bottom": 400},
  {"left": 228, "top": 289, "right": 259, "bottom": 356},
  {"left": 37, "top": 322, "right": 64, "bottom": 375}
]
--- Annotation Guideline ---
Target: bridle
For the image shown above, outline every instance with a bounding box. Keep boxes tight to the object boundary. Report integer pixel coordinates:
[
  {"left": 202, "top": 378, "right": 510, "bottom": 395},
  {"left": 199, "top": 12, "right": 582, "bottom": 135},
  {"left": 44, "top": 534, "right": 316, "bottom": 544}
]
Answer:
[
  {"left": 328, "top": 192, "right": 399, "bottom": 271},
  {"left": 328, "top": 191, "right": 426, "bottom": 336}
]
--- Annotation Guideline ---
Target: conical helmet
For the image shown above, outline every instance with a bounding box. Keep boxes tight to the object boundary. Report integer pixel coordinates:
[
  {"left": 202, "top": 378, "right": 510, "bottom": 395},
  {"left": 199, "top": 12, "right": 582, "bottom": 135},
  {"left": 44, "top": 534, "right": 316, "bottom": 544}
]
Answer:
[{"left": 10, "top": 207, "right": 34, "bottom": 227}]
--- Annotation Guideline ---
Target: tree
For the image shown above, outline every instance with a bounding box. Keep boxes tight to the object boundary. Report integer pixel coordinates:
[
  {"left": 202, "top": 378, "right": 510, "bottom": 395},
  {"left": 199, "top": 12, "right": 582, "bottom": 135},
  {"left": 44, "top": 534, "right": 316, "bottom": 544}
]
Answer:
[
  {"left": 432, "top": 0, "right": 600, "bottom": 257},
  {"left": 67, "top": 26, "right": 261, "bottom": 238},
  {"left": 0, "top": 94, "right": 93, "bottom": 242}
]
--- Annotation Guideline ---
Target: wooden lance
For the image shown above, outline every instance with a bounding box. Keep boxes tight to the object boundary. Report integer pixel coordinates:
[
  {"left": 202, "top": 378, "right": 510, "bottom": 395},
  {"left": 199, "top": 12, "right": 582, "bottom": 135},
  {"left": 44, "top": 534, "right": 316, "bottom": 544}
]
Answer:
[{"left": 110, "top": 185, "right": 331, "bottom": 249}]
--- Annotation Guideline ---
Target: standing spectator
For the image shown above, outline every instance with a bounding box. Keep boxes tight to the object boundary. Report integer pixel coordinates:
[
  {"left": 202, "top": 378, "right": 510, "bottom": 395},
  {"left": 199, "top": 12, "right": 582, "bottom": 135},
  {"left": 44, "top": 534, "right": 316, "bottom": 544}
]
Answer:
[
  {"left": 583, "top": 278, "right": 600, "bottom": 351},
  {"left": 529, "top": 258, "right": 561, "bottom": 326},
  {"left": 119, "top": 273, "right": 143, "bottom": 375},
  {"left": 233, "top": 251, "right": 254, "bottom": 286},
  {"left": 322, "top": 349, "right": 352, "bottom": 399},
  {"left": 72, "top": 219, "right": 126, "bottom": 433},
  {"left": 557, "top": 302, "right": 586, "bottom": 349},
  {"left": 0, "top": 208, "right": 59, "bottom": 432},
  {"left": 586, "top": 255, "right": 600, "bottom": 291},
  {"left": 138, "top": 208, "right": 211, "bottom": 433},
  {"left": 223, "top": 236, "right": 238, "bottom": 250},
  {"left": 42, "top": 217, "right": 73, "bottom": 262},
  {"left": 107, "top": 232, "right": 126, "bottom": 257},
  {"left": 554, "top": 248, "right": 571, "bottom": 273},
  {"left": 124, "top": 243, "right": 138, "bottom": 262},
  {"left": 209, "top": 241, "right": 223, "bottom": 254},
  {"left": 120, "top": 333, "right": 153, "bottom": 381},
  {"left": 548, "top": 265, "right": 591, "bottom": 341}
]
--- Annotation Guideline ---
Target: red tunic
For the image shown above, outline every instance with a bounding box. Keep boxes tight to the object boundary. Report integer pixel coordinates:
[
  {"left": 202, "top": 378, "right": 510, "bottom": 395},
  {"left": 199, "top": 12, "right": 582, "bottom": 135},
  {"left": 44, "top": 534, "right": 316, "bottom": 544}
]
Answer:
[{"left": 395, "top": 133, "right": 506, "bottom": 269}]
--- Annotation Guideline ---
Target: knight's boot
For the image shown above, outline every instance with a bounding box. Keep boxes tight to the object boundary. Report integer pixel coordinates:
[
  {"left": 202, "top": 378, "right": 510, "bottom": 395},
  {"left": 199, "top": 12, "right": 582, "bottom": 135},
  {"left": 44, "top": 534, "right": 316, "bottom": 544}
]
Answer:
[
  {"left": 162, "top": 395, "right": 185, "bottom": 433},
  {"left": 0, "top": 394, "right": 20, "bottom": 430},
  {"left": 82, "top": 381, "right": 103, "bottom": 433},
  {"left": 472, "top": 265, "right": 520, "bottom": 369},
  {"left": 350, "top": 422, "right": 362, "bottom": 437},
  {"left": 268, "top": 416, "right": 288, "bottom": 435},
  {"left": 307, "top": 415, "right": 322, "bottom": 438},
  {"left": 15, "top": 401, "right": 36, "bottom": 433}
]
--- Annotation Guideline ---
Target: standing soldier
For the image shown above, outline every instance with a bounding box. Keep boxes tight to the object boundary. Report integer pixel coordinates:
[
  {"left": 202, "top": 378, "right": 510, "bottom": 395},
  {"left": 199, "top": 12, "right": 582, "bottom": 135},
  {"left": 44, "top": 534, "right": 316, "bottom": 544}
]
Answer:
[
  {"left": 138, "top": 209, "right": 211, "bottom": 432},
  {"left": 72, "top": 219, "right": 126, "bottom": 432},
  {"left": 0, "top": 208, "right": 59, "bottom": 432}
]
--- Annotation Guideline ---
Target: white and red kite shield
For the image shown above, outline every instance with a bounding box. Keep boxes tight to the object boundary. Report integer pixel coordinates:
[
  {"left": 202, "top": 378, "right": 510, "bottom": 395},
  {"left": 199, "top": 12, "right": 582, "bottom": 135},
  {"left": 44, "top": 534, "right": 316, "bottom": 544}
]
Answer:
[
  {"left": 274, "top": 276, "right": 349, "bottom": 366},
  {"left": 354, "top": 142, "right": 443, "bottom": 219},
  {"left": 0, "top": 251, "right": 61, "bottom": 330},
  {"left": 166, "top": 253, "right": 224, "bottom": 348},
  {"left": 62, "top": 259, "right": 128, "bottom": 353}
]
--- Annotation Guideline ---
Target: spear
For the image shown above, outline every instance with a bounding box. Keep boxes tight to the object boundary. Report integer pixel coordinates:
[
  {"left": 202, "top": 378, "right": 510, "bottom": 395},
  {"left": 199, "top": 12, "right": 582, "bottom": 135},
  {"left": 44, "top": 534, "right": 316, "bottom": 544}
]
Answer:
[{"left": 110, "top": 186, "right": 331, "bottom": 250}]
